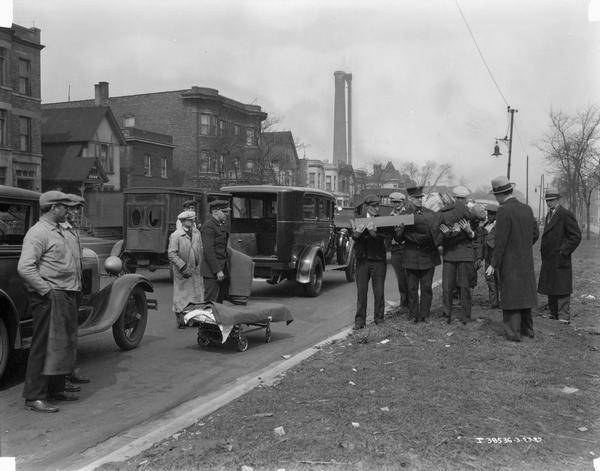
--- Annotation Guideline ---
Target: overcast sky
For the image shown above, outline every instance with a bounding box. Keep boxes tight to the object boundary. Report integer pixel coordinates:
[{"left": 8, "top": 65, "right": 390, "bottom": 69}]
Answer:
[{"left": 8, "top": 0, "right": 600, "bottom": 204}]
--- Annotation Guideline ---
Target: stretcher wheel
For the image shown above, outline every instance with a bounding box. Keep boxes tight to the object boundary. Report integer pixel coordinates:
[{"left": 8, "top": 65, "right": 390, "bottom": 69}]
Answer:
[
  {"left": 236, "top": 333, "right": 249, "bottom": 352},
  {"left": 197, "top": 333, "right": 210, "bottom": 347},
  {"left": 265, "top": 326, "right": 272, "bottom": 343}
]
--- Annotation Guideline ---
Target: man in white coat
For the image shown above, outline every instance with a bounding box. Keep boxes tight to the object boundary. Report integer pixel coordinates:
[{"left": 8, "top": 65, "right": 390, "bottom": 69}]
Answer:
[{"left": 168, "top": 211, "right": 204, "bottom": 328}]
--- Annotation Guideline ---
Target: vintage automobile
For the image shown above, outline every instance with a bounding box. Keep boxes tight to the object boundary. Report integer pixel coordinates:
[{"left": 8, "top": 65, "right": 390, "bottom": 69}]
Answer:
[
  {"left": 110, "top": 187, "right": 232, "bottom": 274},
  {"left": 0, "top": 185, "right": 157, "bottom": 381},
  {"left": 221, "top": 185, "right": 356, "bottom": 297}
]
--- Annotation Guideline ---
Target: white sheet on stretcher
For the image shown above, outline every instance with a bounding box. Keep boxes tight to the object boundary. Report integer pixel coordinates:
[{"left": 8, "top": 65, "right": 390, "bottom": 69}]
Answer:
[{"left": 183, "top": 308, "right": 234, "bottom": 344}]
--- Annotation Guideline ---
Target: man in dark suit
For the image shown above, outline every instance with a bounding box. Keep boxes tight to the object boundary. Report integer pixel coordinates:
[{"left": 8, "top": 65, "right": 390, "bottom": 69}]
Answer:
[
  {"left": 395, "top": 186, "right": 442, "bottom": 323},
  {"left": 201, "top": 200, "right": 231, "bottom": 303},
  {"left": 537, "top": 190, "right": 581, "bottom": 324},
  {"left": 486, "top": 176, "right": 539, "bottom": 341},
  {"left": 352, "top": 194, "right": 387, "bottom": 329},
  {"left": 482, "top": 204, "right": 500, "bottom": 308},
  {"left": 389, "top": 191, "right": 409, "bottom": 311}
]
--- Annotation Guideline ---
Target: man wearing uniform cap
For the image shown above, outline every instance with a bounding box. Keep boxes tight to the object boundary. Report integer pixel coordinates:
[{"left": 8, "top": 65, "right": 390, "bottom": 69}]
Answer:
[
  {"left": 486, "top": 176, "right": 539, "bottom": 341},
  {"left": 482, "top": 203, "right": 500, "bottom": 309},
  {"left": 395, "top": 186, "right": 442, "bottom": 323},
  {"left": 388, "top": 192, "right": 408, "bottom": 310},
  {"left": 351, "top": 194, "right": 387, "bottom": 328},
  {"left": 169, "top": 210, "right": 204, "bottom": 327},
  {"left": 537, "top": 190, "right": 581, "bottom": 324},
  {"left": 201, "top": 200, "right": 231, "bottom": 303},
  {"left": 18, "top": 191, "right": 83, "bottom": 412}
]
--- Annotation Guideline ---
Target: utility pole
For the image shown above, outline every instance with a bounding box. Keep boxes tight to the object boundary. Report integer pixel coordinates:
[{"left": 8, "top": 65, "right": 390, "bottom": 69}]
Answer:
[{"left": 506, "top": 106, "right": 517, "bottom": 180}]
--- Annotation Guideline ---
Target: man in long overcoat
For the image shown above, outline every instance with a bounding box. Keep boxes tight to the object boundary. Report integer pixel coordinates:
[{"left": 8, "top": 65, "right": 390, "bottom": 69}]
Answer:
[
  {"left": 486, "top": 176, "right": 539, "bottom": 341},
  {"left": 395, "top": 186, "right": 442, "bottom": 323},
  {"left": 201, "top": 200, "right": 231, "bottom": 303},
  {"left": 537, "top": 190, "right": 581, "bottom": 323},
  {"left": 168, "top": 210, "right": 204, "bottom": 328}
]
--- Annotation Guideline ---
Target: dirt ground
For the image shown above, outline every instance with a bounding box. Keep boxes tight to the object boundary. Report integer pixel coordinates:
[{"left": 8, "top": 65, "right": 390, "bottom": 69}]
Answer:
[{"left": 99, "top": 238, "right": 600, "bottom": 471}]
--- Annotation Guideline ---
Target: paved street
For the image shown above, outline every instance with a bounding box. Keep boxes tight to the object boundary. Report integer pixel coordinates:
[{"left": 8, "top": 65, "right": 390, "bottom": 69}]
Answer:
[{"left": 0, "top": 262, "right": 436, "bottom": 471}]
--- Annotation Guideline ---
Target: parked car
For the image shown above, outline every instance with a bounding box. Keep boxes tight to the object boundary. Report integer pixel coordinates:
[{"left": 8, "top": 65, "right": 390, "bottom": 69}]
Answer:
[
  {"left": 221, "top": 185, "right": 356, "bottom": 297},
  {"left": 0, "top": 185, "right": 157, "bottom": 381},
  {"left": 110, "top": 187, "right": 232, "bottom": 274}
]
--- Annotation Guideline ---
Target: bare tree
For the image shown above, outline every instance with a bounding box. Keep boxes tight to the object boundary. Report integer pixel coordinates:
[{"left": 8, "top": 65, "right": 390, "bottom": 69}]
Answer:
[
  {"left": 539, "top": 105, "right": 600, "bottom": 239},
  {"left": 400, "top": 160, "right": 453, "bottom": 192}
]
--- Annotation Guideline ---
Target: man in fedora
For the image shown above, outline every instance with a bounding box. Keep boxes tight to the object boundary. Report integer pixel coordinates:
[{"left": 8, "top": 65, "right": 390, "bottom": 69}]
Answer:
[
  {"left": 395, "top": 186, "right": 442, "bottom": 323},
  {"left": 352, "top": 194, "right": 387, "bottom": 328},
  {"left": 486, "top": 176, "right": 539, "bottom": 341},
  {"left": 537, "top": 190, "right": 581, "bottom": 324}
]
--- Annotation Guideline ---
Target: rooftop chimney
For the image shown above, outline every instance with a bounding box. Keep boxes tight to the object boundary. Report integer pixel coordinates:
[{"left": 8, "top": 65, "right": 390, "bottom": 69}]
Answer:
[{"left": 94, "top": 81, "right": 109, "bottom": 106}]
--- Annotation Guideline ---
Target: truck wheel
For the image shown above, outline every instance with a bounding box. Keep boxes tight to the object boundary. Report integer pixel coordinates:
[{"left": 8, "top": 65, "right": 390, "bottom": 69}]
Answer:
[
  {"left": 0, "top": 318, "right": 9, "bottom": 381},
  {"left": 236, "top": 333, "right": 249, "bottom": 352},
  {"left": 112, "top": 287, "right": 148, "bottom": 350},
  {"left": 121, "top": 253, "right": 137, "bottom": 274},
  {"left": 303, "top": 258, "right": 323, "bottom": 297},
  {"left": 345, "top": 252, "right": 357, "bottom": 282}
]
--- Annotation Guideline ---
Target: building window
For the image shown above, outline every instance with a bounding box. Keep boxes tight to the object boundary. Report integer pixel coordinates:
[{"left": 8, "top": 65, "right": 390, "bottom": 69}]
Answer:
[
  {"left": 18, "top": 58, "right": 31, "bottom": 95},
  {"left": 0, "top": 167, "right": 6, "bottom": 185},
  {"left": 123, "top": 115, "right": 135, "bottom": 127},
  {"left": 19, "top": 117, "right": 31, "bottom": 152},
  {"left": 99, "top": 143, "right": 114, "bottom": 173},
  {"left": 246, "top": 128, "right": 256, "bottom": 147},
  {"left": 234, "top": 124, "right": 240, "bottom": 138},
  {"left": 15, "top": 169, "right": 35, "bottom": 190},
  {"left": 309, "top": 172, "right": 315, "bottom": 188},
  {"left": 200, "top": 114, "right": 217, "bottom": 136},
  {"left": 144, "top": 154, "right": 152, "bottom": 176},
  {"left": 218, "top": 120, "right": 226, "bottom": 137},
  {"left": 0, "top": 109, "right": 6, "bottom": 147},
  {"left": 0, "top": 48, "right": 6, "bottom": 86},
  {"left": 199, "top": 150, "right": 210, "bottom": 172},
  {"left": 326, "top": 175, "right": 332, "bottom": 191},
  {"left": 161, "top": 157, "right": 167, "bottom": 178}
]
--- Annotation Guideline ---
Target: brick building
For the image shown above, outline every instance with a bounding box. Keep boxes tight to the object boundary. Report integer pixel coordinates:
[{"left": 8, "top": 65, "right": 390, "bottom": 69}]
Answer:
[
  {"left": 0, "top": 23, "right": 44, "bottom": 190},
  {"left": 45, "top": 82, "right": 269, "bottom": 189}
]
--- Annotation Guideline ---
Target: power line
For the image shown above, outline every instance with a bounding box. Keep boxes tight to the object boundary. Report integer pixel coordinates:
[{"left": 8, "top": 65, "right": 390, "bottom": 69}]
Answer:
[{"left": 454, "top": 0, "right": 510, "bottom": 107}]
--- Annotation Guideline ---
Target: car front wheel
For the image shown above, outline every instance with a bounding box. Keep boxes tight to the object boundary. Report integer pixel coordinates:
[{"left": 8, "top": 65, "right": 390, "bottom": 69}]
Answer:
[
  {"left": 112, "top": 286, "right": 148, "bottom": 350},
  {"left": 303, "top": 258, "right": 323, "bottom": 297}
]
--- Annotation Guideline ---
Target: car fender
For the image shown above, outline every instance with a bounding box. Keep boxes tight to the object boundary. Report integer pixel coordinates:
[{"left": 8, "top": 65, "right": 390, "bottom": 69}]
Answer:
[
  {"left": 0, "top": 290, "right": 22, "bottom": 349},
  {"left": 296, "top": 245, "right": 324, "bottom": 284},
  {"left": 78, "top": 274, "right": 153, "bottom": 337},
  {"left": 110, "top": 239, "right": 124, "bottom": 257}
]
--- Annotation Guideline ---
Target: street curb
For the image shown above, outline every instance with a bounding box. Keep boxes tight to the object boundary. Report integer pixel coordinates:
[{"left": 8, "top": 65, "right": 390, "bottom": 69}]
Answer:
[{"left": 71, "top": 326, "right": 354, "bottom": 471}]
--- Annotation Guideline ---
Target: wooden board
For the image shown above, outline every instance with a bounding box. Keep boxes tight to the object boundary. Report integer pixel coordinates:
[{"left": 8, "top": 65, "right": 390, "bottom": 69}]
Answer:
[{"left": 351, "top": 214, "right": 415, "bottom": 229}]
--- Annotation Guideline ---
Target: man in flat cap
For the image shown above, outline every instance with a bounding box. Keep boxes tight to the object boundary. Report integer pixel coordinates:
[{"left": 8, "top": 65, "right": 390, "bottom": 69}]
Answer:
[
  {"left": 486, "top": 176, "right": 539, "bottom": 341},
  {"left": 351, "top": 194, "right": 387, "bottom": 328},
  {"left": 439, "top": 185, "right": 478, "bottom": 324},
  {"left": 18, "top": 191, "right": 83, "bottom": 412},
  {"left": 395, "top": 186, "right": 442, "bottom": 323},
  {"left": 176, "top": 199, "right": 200, "bottom": 231},
  {"left": 388, "top": 192, "right": 408, "bottom": 311},
  {"left": 482, "top": 203, "right": 500, "bottom": 309},
  {"left": 537, "top": 190, "right": 581, "bottom": 324},
  {"left": 201, "top": 200, "right": 231, "bottom": 303},
  {"left": 169, "top": 210, "right": 204, "bottom": 327}
]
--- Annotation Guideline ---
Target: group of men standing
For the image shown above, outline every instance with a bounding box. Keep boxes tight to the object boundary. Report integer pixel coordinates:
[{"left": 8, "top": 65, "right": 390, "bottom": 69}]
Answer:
[
  {"left": 351, "top": 174, "right": 582, "bottom": 343},
  {"left": 168, "top": 199, "right": 232, "bottom": 328}
]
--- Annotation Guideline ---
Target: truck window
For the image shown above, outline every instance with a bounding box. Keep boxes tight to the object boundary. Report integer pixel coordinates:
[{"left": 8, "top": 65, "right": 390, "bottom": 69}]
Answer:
[
  {"left": 303, "top": 196, "right": 316, "bottom": 220},
  {"left": 232, "top": 197, "right": 265, "bottom": 219},
  {"left": 129, "top": 208, "right": 142, "bottom": 227}
]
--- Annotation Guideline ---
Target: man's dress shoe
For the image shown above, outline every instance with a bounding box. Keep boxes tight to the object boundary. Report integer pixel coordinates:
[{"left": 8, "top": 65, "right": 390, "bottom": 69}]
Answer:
[
  {"left": 25, "top": 399, "right": 59, "bottom": 413},
  {"left": 65, "top": 382, "right": 81, "bottom": 392},
  {"left": 68, "top": 372, "right": 90, "bottom": 383}
]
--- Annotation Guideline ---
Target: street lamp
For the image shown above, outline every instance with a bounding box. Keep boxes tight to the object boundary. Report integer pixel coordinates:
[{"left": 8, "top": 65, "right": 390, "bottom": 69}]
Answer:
[{"left": 491, "top": 106, "right": 518, "bottom": 180}]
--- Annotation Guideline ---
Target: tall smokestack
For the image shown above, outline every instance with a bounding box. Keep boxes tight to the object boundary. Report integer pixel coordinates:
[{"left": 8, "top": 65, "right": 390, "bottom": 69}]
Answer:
[
  {"left": 333, "top": 71, "right": 348, "bottom": 166},
  {"left": 346, "top": 73, "right": 352, "bottom": 166}
]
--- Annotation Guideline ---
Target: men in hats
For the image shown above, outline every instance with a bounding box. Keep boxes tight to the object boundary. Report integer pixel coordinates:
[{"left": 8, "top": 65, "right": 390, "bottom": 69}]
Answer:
[
  {"left": 18, "top": 191, "right": 83, "bottom": 412},
  {"left": 389, "top": 192, "right": 409, "bottom": 311},
  {"left": 439, "top": 186, "right": 478, "bottom": 324},
  {"left": 486, "top": 176, "right": 539, "bottom": 341},
  {"left": 201, "top": 200, "right": 231, "bottom": 303},
  {"left": 169, "top": 210, "right": 204, "bottom": 327},
  {"left": 352, "top": 194, "right": 387, "bottom": 329},
  {"left": 482, "top": 204, "right": 500, "bottom": 309},
  {"left": 395, "top": 186, "right": 442, "bottom": 323},
  {"left": 537, "top": 190, "right": 581, "bottom": 324},
  {"left": 176, "top": 199, "right": 200, "bottom": 231}
]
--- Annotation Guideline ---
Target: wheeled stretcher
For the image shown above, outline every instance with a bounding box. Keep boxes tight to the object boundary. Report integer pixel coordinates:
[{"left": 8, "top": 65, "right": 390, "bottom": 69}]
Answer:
[{"left": 183, "top": 301, "right": 293, "bottom": 352}]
